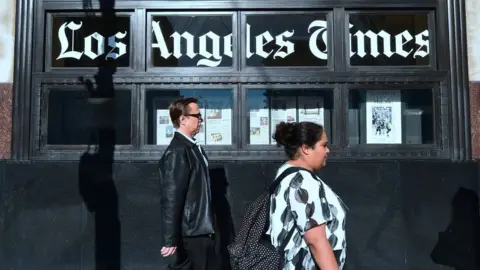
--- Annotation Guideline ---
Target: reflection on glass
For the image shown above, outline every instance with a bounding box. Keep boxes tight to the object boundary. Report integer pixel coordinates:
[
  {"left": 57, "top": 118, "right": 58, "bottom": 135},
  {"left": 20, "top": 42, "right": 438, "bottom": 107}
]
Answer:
[
  {"left": 247, "top": 89, "right": 333, "bottom": 145},
  {"left": 150, "top": 15, "right": 233, "bottom": 67},
  {"left": 349, "top": 13, "right": 430, "bottom": 66},
  {"left": 145, "top": 89, "right": 233, "bottom": 145},
  {"left": 51, "top": 16, "right": 130, "bottom": 67},
  {"left": 245, "top": 14, "right": 328, "bottom": 67},
  {"left": 46, "top": 90, "right": 132, "bottom": 145},
  {"left": 348, "top": 89, "right": 434, "bottom": 145}
]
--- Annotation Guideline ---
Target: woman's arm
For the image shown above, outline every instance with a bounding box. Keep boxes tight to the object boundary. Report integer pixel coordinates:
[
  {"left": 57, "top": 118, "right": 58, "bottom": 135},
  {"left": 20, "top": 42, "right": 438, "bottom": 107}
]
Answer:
[{"left": 304, "top": 224, "right": 339, "bottom": 270}]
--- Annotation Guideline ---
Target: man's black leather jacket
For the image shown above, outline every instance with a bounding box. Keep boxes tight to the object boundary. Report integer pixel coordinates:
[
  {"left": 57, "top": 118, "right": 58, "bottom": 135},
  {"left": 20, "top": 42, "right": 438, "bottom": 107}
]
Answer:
[{"left": 158, "top": 132, "right": 214, "bottom": 247}]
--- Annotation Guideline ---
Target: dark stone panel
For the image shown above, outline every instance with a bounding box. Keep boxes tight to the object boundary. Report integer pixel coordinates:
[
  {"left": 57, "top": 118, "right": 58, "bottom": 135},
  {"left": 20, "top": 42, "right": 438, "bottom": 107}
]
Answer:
[
  {"left": 399, "top": 161, "right": 479, "bottom": 270},
  {"left": 319, "top": 162, "right": 405, "bottom": 270},
  {"left": 0, "top": 160, "right": 478, "bottom": 270}
]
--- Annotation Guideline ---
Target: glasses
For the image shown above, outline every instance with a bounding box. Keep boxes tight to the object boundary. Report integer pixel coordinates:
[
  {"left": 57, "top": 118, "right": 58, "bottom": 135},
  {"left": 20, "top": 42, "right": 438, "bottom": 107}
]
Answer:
[{"left": 183, "top": 113, "right": 203, "bottom": 121}]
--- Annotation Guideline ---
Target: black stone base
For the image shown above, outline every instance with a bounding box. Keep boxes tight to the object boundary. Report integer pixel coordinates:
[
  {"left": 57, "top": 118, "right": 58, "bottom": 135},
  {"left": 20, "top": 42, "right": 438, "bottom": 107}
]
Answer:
[{"left": 0, "top": 160, "right": 478, "bottom": 269}]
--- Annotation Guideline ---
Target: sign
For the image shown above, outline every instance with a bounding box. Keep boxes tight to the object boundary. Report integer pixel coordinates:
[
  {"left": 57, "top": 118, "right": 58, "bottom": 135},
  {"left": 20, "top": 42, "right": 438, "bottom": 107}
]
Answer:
[
  {"left": 56, "top": 21, "right": 128, "bottom": 61},
  {"left": 55, "top": 17, "right": 430, "bottom": 67}
]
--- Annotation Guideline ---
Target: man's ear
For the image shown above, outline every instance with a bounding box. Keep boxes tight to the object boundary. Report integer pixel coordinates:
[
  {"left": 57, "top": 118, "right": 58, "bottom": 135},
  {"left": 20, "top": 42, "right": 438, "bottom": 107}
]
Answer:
[{"left": 179, "top": 116, "right": 185, "bottom": 126}]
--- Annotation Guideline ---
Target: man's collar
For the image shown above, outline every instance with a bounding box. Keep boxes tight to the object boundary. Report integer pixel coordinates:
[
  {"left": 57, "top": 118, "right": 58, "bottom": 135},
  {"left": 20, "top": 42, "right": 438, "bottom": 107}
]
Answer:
[{"left": 175, "top": 130, "right": 198, "bottom": 145}]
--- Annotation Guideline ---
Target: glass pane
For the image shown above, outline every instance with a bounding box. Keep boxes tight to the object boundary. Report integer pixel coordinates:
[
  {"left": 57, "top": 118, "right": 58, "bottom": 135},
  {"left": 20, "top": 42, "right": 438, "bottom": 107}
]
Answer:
[
  {"left": 46, "top": 89, "right": 132, "bottom": 145},
  {"left": 150, "top": 15, "right": 233, "bottom": 67},
  {"left": 348, "top": 89, "right": 434, "bottom": 144},
  {"left": 247, "top": 89, "right": 333, "bottom": 145},
  {"left": 144, "top": 89, "right": 233, "bottom": 145},
  {"left": 51, "top": 15, "right": 131, "bottom": 68},
  {"left": 245, "top": 14, "right": 328, "bottom": 67},
  {"left": 349, "top": 13, "right": 430, "bottom": 66}
]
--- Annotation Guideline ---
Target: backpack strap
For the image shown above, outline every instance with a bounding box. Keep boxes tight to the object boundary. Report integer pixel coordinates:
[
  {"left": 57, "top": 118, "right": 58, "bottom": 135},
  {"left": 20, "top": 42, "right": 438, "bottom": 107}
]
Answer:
[
  {"left": 269, "top": 166, "right": 312, "bottom": 252},
  {"left": 268, "top": 166, "right": 311, "bottom": 194}
]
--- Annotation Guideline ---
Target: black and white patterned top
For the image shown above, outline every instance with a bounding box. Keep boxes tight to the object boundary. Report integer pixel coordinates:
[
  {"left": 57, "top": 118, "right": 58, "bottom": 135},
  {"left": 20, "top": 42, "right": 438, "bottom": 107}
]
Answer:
[{"left": 266, "top": 163, "right": 348, "bottom": 270}]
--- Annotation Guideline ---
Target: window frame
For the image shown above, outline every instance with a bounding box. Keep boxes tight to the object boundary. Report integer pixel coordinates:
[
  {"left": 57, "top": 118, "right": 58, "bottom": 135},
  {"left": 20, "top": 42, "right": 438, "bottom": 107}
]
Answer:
[
  {"left": 339, "top": 83, "right": 447, "bottom": 158},
  {"left": 43, "top": 11, "right": 137, "bottom": 74},
  {"left": 240, "top": 10, "right": 334, "bottom": 72},
  {"left": 240, "top": 84, "right": 340, "bottom": 153},
  {"left": 31, "top": 80, "right": 138, "bottom": 159},
  {"left": 11, "top": 0, "right": 470, "bottom": 161},
  {"left": 145, "top": 11, "right": 239, "bottom": 74},
  {"left": 139, "top": 84, "right": 240, "bottom": 152},
  {"left": 344, "top": 9, "right": 437, "bottom": 71}
]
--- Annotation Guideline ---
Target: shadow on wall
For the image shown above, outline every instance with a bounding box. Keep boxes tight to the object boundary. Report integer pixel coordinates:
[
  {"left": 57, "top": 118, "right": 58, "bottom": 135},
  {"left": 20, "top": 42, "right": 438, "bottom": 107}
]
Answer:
[
  {"left": 78, "top": 0, "right": 121, "bottom": 269},
  {"left": 431, "top": 187, "right": 480, "bottom": 270},
  {"left": 210, "top": 165, "right": 236, "bottom": 270}
]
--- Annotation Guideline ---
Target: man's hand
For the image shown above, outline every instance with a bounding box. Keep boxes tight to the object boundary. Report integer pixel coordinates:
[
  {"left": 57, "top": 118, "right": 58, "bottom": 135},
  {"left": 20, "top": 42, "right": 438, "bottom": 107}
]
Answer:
[{"left": 161, "top": 246, "right": 177, "bottom": 257}]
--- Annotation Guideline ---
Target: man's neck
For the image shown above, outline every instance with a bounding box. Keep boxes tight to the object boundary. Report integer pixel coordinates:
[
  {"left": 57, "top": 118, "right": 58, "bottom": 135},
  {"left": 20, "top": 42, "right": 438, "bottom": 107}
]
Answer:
[{"left": 176, "top": 128, "right": 193, "bottom": 139}]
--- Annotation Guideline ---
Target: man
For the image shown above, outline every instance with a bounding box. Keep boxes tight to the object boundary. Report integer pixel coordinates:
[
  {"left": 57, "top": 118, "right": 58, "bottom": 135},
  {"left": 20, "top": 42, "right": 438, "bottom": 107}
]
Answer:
[{"left": 159, "top": 97, "right": 218, "bottom": 270}]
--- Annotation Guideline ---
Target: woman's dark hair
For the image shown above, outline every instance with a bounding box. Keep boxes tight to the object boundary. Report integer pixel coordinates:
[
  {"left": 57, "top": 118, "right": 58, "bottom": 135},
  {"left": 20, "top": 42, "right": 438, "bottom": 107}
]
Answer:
[{"left": 273, "top": 121, "right": 324, "bottom": 159}]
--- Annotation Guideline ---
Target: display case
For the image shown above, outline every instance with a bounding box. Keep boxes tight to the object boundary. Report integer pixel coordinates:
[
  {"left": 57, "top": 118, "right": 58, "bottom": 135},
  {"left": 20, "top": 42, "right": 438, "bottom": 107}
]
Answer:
[{"left": 11, "top": 0, "right": 471, "bottom": 160}]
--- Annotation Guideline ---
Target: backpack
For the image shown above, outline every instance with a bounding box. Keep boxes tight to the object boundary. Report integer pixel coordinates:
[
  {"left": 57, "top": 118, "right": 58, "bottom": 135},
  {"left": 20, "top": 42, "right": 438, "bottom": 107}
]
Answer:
[{"left": 227, "top": 167, "right": 308, "bottom": 270}]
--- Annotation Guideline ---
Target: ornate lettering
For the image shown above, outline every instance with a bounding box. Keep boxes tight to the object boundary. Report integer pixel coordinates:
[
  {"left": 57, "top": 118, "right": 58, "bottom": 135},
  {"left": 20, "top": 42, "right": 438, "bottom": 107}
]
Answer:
[
  {"left": 106, "top": 31, "right": 128, "bottom": 60},
  {"left": 57, "top": 21, "right": 84, "bottom": 60},
  {"left": 56, "top": 21, "right": 128, "bottom": 61},
  {"left": 55, "top": 19, "right": 431, "bottom": 66},
  {"left": 151, "top": 21, "right": 231, "bottom": 67},
  {"left": 308, "top": 20, "right": 328, "bottom": 60},
  {"left": 84, "top": 32, "right": 105, "bottom": 59},
  {"left": 414, "top": 30, "right": 429, "bottom": 58},
  {"left": 350, "top": 24, "right": 430, "bottom": 59}
]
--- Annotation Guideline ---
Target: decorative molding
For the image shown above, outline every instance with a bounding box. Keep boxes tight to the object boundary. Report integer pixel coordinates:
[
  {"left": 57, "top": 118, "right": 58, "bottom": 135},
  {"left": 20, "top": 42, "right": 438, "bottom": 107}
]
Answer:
[
  {"left": 11, "top": 0, "right": 34, "bottom": 160},
  {"left": 32, "top": 72, "right": 449, "bottom": 85},
  {"left": 31, "top": 148, "right": 445, "bottom": 161},
  {"left": 40, "top": 0, "right": 439, "bottom": 10},
  {"left": 446, "top": 0, "right": 472, "bottom": 160}
]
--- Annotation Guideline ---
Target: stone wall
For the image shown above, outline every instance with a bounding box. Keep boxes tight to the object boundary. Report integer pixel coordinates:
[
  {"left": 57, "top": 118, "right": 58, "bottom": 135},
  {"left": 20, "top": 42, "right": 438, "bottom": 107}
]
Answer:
[
  {"left": 467, "top": 0, "right": 480, "bottom": 159},
  {"left": 0, "top": 0, "right": 15, "bottom": 159}
]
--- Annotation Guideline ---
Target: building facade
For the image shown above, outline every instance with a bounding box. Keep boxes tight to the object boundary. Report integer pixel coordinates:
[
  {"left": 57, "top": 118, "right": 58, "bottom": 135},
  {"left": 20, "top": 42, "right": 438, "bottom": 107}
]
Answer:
[{"left": 0, "top": 0, "right": 479, "bottom": 269}]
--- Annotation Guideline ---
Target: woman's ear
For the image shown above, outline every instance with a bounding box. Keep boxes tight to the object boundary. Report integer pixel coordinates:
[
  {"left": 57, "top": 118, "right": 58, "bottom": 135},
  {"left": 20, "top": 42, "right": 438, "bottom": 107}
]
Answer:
[{"left": 300, "top": 144, "right": 311, "bottom": 155}]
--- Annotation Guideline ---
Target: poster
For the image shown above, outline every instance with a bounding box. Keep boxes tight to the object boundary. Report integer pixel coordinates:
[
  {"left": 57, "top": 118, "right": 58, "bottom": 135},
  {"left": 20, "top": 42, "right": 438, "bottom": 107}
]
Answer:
[
  {"left": 156, "top": 109, "right": 175, "bottom": 145},
  {"left": 204, "top": 98, "right": 232, "bottom": 145},
  {"left": 365, "top": 90, "right": 402, "bottom": 144},
  {"left": 270, "top": 96, "right": 297, "bottom": 145},
  {"left": 298, "top": 96, "right": 324, "bottom": 125},
  {"left": 249, "top": 108, "right": 270, "bottom": 144},
  {"left": 155, "top": 107, "right": 206, "bottom": 145}
]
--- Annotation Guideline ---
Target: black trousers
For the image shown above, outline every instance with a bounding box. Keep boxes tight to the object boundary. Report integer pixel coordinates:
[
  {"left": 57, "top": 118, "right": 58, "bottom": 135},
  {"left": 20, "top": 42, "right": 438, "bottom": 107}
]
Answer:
[{"left": 170, "top": 235, "right": 220, "bottom": 270}]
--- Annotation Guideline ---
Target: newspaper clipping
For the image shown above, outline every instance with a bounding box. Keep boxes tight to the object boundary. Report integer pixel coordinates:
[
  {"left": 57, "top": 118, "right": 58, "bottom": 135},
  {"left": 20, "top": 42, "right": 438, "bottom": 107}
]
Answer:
[
  {"left": 365, "top": 90, "right": 402, "bottom": 144},
  {"left": 249, "top": 108, "right": 270, "bottom": 145},
  {"left": 270, "top": 96, "right": 297, "bottom": 145},
  {"left": 298, "top": 96, "right": 325, "bottom": 125},
  {"left": 156, "top": 109, "right": 175, "bottom": 145},
  {"left": 205, "top": 98, "right": 232, "bottom": 145}
]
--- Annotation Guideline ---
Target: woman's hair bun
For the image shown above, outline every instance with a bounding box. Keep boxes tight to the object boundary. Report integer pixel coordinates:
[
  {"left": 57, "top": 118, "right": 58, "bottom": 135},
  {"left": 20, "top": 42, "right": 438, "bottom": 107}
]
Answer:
[{"left": 273, "top": 122, "right": 297, "bottom": 146}]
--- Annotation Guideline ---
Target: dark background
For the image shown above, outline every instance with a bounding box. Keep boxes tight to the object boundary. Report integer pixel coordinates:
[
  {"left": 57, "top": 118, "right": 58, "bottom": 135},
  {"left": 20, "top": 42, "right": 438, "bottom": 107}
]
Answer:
[{"left": 0, "top": 160, "right": 477, "bottom": 269}]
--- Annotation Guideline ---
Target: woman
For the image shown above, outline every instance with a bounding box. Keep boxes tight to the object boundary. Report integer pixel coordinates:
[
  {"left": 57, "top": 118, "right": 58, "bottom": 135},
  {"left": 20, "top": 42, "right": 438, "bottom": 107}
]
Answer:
[{"left": 267, "top": 121, "right": 347, "bottom": 269}]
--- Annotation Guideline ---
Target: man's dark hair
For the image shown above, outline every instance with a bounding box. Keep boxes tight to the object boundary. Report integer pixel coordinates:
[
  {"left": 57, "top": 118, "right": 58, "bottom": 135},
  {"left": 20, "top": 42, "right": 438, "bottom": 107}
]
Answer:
[{"left": 169, "top": 97, "right": 198, "bottom": 128}]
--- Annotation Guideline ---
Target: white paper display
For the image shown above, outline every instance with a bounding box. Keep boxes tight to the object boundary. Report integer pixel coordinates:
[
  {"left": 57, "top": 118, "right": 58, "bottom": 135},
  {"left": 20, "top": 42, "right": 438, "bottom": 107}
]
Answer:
[
  {"left": 365, "top": 90, "right": 402, "bottom": 144},
  {"left": 204, "top": 98, "right": 232, "bottom": 145},
  {"left": 156, "top": 109, "right": 175, "bottom": 145},
  {"left": 270, "top": 96, "right": 297, "bottom": 145},
  {"left": 156, "top": 107, "right": 206, "bottom": 145},
  {"left": 298, "top": 96, "right": 324, "bottom": 125},
  {"left": 249, "top": 108, "right": 270, "bottom": 144}
]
